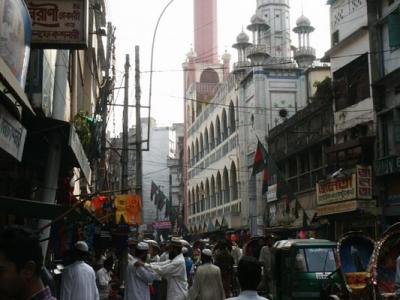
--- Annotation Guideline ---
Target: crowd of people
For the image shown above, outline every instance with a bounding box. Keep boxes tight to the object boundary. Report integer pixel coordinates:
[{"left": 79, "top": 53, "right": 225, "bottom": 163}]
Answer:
[{"left": 1, "top": 226, "right": 400, "bottom": 299}]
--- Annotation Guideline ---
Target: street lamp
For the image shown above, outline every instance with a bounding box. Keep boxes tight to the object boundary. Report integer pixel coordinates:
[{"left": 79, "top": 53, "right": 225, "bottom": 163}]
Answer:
[{"left": 146, "top": 0, "right": 176, "bottom": 146}]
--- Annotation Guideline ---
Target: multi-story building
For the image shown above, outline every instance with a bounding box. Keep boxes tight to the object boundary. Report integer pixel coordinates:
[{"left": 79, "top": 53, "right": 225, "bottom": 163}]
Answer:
[
  {"left": 319, "top": 0, "right": 379, "bottom": 239},
  {"left": 372, "top": 0, "right": 400, "bottom": 227},
  {"left": 184, "top": 0, "right": 321, "bottom": 237},
  {"left": 0, "top": 0, "right": 110, "bottom": 252}
]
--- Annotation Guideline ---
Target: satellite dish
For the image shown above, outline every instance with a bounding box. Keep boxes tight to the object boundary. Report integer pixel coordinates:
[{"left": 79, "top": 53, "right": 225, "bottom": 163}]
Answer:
[{"left": 279, "top": 109, "right": 288, "bottom": 118}]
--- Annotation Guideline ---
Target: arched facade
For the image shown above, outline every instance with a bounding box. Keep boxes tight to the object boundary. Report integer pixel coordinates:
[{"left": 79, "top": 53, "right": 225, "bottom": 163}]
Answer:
[
  {"left": 216, "top": 116, "right": 221, "bottom": 145},
  {"left": 199, "top": 133, "right": 204, "bottom": 159},
  {"left": 211, "top": 176, "right": 216, "bottom": 208},
  {"left": 204, "top": 128, "right": 209, "bottom": 155},
  {"left": 205, "top": 179, "right": 210, "bottom": 210},
  {"left": 230, "top": 161, "right": 239, "bottom": 200},
  {"left": 216, "top": 172, "right": 222, "bottom": 206},
  {"left": 210, "top": 122, "right": 215, "bottom": 149}
]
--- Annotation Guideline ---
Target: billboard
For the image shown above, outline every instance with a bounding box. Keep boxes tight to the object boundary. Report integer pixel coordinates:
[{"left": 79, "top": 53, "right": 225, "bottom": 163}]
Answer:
[
  {"left": 316, "top": 175, "right": 357, "bottom": 206},
  {"left": 0, "top": 0, "right": 32, "bottom": 87},
  {"left": 26, "top": 0, "right": 88, "bottom": 49}
]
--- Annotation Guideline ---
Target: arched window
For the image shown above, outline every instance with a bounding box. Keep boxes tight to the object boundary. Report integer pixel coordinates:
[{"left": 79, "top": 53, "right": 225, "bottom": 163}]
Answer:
[
  {"left": 191, "top": 142, "right": 195, "bottom": 166},
  {"left": 196, "top": 186, "right": 200, "bottom": 213},
  {"left": 200, "top": 68, "right": 219, "bottom": 84},
  {"left": 192, "top": 189, "right": 196, "bottom": 215},
  {"left": 209, "top": 122, "right": 215, "bottom": 150},
  {"left": 222, "top": 109, "right": 228, "bottom": 140},
  {"left": 230, "top": 161, "right": 239, "bottom": 200},
  {"left": 195, "top": 139, "right": 199, "bottom": 162},
  {"left": 229, "top": 101, "right": 236, "bottom": 134},
  {"left": 187, "top": 146, "right": 191, "bottom": 165},
  {"left": 216, "top": 172, "right": 222, "bottom": 207},
  {"left": 188, "top": 191, "right": 192, "bottom": 216},
  {"left": 216, "top": 116, "right": 221, "bottom": 146},
  {"left": 223, "top": 167, "right": 230, "bottom": 204},
  {"left": 191, "top": 104, "right": 195, "bottom": 123},
  {"left": 200, "top": 182, "right": 205, "bottom": 212},
  {"left": 205, "top": 179, "right": 210, "bottom": 210},
  {"left": 199, "top": 133, "right": 204, "bottom": 159},
  {"left": 211, "top": 176, "right": 216, "bottom": 208},
  {"left": 204, "top": 128, "right": 209, "bottom": 155}
]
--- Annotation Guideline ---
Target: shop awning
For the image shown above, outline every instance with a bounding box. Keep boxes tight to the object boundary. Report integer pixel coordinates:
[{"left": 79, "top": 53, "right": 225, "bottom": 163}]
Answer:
[
  {"left": 0, "top": 195, "right": 99, "bottom": 224},
  {"left": 25, "top": 118, "right": 92, "bottom": 184}
]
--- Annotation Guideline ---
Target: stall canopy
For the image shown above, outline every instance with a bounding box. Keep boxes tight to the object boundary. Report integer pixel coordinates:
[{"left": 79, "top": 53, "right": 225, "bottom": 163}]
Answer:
[{"left": 0, "top": 195, "right": 99, "bottom": 224}]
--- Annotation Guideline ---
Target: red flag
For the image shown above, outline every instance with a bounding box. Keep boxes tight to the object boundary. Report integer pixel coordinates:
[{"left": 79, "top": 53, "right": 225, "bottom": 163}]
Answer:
[{"left": 252, "top": 140, "right": 268, "bottom": 176}]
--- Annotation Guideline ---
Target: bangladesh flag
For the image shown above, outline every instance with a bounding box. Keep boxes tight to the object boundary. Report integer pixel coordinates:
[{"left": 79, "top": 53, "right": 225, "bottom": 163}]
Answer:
[
  {"left": 252, "top": 140, "right": 269, "bottom": 176},
  {"left": 262, "top": 167, "right": 269, "bottom": 194},
  {"left": 150, "top": 181, "right": 158, "bottom": 201}
]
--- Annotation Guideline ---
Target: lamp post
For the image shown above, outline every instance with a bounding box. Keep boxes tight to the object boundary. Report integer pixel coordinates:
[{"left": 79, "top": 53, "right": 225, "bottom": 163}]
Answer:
[{"left": 146, "top": 0, "right": 176, "bottom": 147}]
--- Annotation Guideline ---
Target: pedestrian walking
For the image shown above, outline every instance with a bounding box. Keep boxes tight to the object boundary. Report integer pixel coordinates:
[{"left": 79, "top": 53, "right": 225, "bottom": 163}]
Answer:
[
  {"left": 258, "top": 235, "right": 275, "bottom": 295},
  {"left": 189, "top": 248, "right": 225, "bottom": 300},
  {"left": 0, "top": 226, "right": 56, "bottom": 300},
  {"left": 215, "top": 240, "right": 235, "bottom": 298},
  {"left": 97, "top": 257, "right": 113, "bottom": 300},
  {"left": 60, "top": 241, "right": 99, "bottom": 300},
  {"left": 146, "top": 240, "right": 188, "bottom": 300},
  {"left": 124, "top": 242, "right": 156, "bottom": 300},
  {"left": 226, "top": 256, "right": 269, "bottom": 300},
  {"left": 182, "top": 247, "right": 193, "bottom": 286}
]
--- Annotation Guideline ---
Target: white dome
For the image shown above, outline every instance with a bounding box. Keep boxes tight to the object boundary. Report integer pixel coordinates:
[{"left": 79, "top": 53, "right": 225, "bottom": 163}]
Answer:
[
  {"left": 251, "top": 14, "right": 265, "bottom": 25},
  {"left": 296, "top": 15, "right": 311, "bottom": 27},
  {"left": 236, "top": 31, "right": 250, "bottom": 43}
]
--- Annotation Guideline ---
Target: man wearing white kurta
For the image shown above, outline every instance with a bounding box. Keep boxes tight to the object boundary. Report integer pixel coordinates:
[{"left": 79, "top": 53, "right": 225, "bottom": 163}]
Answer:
[
  {"left": 124, "top": 242, "right": 157, "bottom": 300},
  {"left": 60, "top": 241, "right": 99, "bottom": 300},
  {"left": 189, "top": 249, "right": 225, "bottom": 300},
  {"left": 146, "top": 240, "right": 188, "bottom": 300}
]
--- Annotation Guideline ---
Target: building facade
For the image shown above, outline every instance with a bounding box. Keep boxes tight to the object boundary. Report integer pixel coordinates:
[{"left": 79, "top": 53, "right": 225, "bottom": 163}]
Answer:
[{"left": 184, "top": 0, "right": 322, "bottom": 236}]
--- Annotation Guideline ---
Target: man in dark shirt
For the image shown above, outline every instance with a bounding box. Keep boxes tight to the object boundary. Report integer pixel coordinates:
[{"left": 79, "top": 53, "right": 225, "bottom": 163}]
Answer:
[
  {"left": 0, "top": 226, "right": 56, "bottom": 300},
  {"left": 214, "top": 240, "right": 235, "bottom": 298}
]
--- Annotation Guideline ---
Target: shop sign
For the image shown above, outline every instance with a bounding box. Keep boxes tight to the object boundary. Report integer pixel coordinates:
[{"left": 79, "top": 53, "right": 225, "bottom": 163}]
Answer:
[
  {"left": 356, "top": 165, "right": 372, "bottom": 199},
  {"left": 69, "top": 125, "right": 91, "bottom": 183},
  {"left": 267, "top": 184, "right": 277, "bottom": 202},
  {"left": 153, "top": 221, "right": 172, "bottom": 230},
  {"left": 0, "top": 0, "right": 32, "bottom": 87},
  {"left": 317, "top": 175, "right": 356, "bottom": 205},
  {"left": 375, "top": 156, "right": 400, "bottom": 176},
  {"left": 317, "top": 200, "right": 377, "bottom": 217},
  {"left": 26, "top": 0, "right": 88, "bottom": 49},
  {"left": 0, "top": 105, "right": 27, "bottom": 161}
]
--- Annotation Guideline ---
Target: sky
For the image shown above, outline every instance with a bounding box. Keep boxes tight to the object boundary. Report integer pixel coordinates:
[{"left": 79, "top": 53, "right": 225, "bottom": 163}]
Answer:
[{"left": 107, "top": 0, "right": 331, "bottom": 135}]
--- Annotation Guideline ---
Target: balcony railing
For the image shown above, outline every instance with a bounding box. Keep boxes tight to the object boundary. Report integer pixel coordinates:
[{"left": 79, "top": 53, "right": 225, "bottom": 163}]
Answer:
[{"left": 293, "top": 47, "right": 316, "bottom": 58}]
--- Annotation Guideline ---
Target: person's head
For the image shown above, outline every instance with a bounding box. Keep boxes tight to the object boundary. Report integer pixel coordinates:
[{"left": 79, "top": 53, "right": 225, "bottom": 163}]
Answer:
[
  {"left": 201, "top": 249, "right": 213, "bottom": 264},
  {"left": 150, "top": 245, "right": 160, "bottom": 257},
  {"left": 74, "top": 241, "right": 89, "bottom": 262},
  {"left": 103, "top": 257, "right": 114, "bottom": 272},
  {"left": 265, "top": 234, "right": 275, "bottom": 247},
  {"left": 169, "top": 241, "right": 182, "bottom": 260},
  {"left": 135, "top": 242, "right": 149, "bottom": 262},
  {"left": 237, "top": 256, "right": 262, "bottom": 291},
  {"left": 0, "top": 226, "right": 44, "bottom": 299},
  {"left": 182, "top": 247, "right": 189, "bottom": 258}
]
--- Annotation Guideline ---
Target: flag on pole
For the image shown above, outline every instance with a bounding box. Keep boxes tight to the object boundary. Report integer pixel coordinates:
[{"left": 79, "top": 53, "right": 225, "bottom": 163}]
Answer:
[
  {"left": 252, "top": 139, "right": 269, "bottom": 176},
  {"left": 151, "top": 181, "right": 159, "bottom": 201}
]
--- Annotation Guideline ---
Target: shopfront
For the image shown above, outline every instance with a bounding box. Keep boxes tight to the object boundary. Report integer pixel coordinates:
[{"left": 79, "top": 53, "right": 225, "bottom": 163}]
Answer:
[{"left": 316, "top": 165, "right": 379, "bottom": 240}]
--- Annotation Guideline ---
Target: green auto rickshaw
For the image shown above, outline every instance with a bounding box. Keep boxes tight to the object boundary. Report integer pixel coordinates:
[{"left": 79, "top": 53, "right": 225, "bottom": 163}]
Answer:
[{"left": 272, "top": 239, "right": 343, "bottom": 300}]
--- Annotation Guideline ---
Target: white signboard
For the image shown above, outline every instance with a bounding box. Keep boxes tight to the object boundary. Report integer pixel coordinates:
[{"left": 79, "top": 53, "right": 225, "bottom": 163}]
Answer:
[{"left": 27, "top": 0, "right": 88, "bottom": 49}]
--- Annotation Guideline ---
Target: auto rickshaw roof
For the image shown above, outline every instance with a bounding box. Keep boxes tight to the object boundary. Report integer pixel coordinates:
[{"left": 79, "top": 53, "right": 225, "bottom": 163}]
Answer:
[{"left": 274, "top": 239, "right": 336, "bottom": 250}]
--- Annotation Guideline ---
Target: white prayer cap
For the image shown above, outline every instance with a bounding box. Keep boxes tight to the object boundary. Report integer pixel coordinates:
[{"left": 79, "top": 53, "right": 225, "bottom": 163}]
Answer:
[
  {"left": 75, "top": 241, "right": 89, "bottom": 253},
  {"left": 182, "top": 247, "right": 189, "bottom": 254},
  {"left": 202, "top": 248, "right": 212, "bottom": 257},
  {"left": 136, "top": 242, "right": 149, "bottom": 251}
]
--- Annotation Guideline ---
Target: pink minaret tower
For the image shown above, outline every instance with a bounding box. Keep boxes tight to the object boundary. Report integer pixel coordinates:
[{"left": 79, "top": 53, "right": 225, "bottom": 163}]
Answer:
[{"left": 194, "top": 0, "right": 218, "bottom": 64}]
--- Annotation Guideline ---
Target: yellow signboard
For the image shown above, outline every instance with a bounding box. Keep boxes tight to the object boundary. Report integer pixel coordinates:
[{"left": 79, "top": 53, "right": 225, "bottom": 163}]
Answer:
[{"left": 316, "top": 175, "right": 357, "bottom": 205}]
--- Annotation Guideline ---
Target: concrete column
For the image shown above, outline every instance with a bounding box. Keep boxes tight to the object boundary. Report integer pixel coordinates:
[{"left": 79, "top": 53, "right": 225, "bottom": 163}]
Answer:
[{"left": 52, "top": 50, "right": 70, "bottom": 121}]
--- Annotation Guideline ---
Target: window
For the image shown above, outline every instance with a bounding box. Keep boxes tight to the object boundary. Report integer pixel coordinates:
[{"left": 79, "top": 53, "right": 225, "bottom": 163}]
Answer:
[
  {"left": 332, "top": 30, "right": 339, "bottom": 46},
  {"left": 333, "top": 53, "right": 370, "bottom": 111},
  {"left": 388, "top": 10, "right": 400, "bottom": 48},
  {"left": 295, "top": 248, "right": 337, "bottom": 273}
]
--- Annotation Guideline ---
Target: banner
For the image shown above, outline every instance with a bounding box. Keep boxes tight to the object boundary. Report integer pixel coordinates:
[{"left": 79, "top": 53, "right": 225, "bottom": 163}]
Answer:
[
  {"left": 316, "top": 175, "right": 357, "bottom": 205},
  {"left": 114, "top": 194, "right": 142, "bottom": 225}
]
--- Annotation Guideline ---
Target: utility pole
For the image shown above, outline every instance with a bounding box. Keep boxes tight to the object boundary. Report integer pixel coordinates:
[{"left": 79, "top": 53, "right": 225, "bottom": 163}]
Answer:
[
  {"left": 121, "top": 54, "right": 130, "bottom": 192},
  {"left": 98, "top": 22, "right": 113, "bottom": 192},
  {"left": 135, "top": 46, "right": 143, "bottom": 205}
]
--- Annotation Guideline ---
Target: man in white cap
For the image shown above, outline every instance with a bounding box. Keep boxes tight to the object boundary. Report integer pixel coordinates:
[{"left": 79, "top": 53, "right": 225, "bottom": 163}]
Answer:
[
  {"left": 60, "top": 241, "right": 99, "bottom": 300},
  {"left": 189, "top": 248, "right": 225, "bottom": 300},
  {"left": 124, "top": 242, "right": 157, "bottom": 300},
  {"left": 144, "top": 240, "right": 188, "bottom": 300}
]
